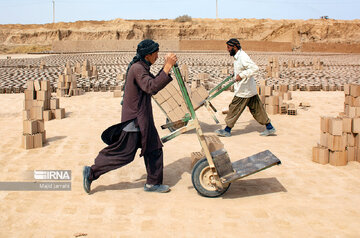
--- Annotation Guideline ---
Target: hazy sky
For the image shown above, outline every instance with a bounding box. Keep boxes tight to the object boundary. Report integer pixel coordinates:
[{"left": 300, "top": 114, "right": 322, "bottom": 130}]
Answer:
[{"left": 0, "top": 0, "right": 358, "bottom": 24}]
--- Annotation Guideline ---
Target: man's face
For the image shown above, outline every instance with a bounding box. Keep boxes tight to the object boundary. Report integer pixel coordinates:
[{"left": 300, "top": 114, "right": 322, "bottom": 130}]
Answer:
[
  {"left": 227, "top": 45, "right": 237, "bottom": 56},
  {"left": 146, "top": 51, "right": 159, "bottom": 65}
]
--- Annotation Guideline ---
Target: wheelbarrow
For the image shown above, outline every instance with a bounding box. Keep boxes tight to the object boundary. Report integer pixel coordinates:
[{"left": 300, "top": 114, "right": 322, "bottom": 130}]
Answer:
[{"left": 160, "top": 64, "right": 281, "bottom": 197}]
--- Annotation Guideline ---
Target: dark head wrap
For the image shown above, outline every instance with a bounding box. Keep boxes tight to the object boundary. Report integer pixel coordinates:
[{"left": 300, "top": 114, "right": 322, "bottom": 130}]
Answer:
[
  {"left": 226, "top": 38, "right": 241, "bottom": 50},
  {"left": 125, "top": 39, "right": 159, "bottom": 76},
  {"left": 122, "top": 39, "right": 159, "bottom": 105}
]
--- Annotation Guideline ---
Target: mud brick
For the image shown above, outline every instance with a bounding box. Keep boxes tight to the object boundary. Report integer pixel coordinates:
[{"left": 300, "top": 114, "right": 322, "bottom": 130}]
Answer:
[
  {"left": 259, "top": 95, "right": 266, "bottom": 104},
  {"left": 264, "top": 96, "right": 270, "bottom": 105},
  {"left": 329, "top": 151, "right": 347, "bottom": 166},
  {"left": 264, "top": 86, "right": 273, "bottom": 96},
  {"left": 23, "top": 100, "right": 33, "bottom": 110},
  {"left": 37, "top": 120, "right": 45, "bottom": 132},
  {"left": 33, "top": 133, "right": 43, "bottom": 148},
  {"left": 344, "top": 96, "right": 351, "bottom": 105},
  {"left": 196, "top": 85, "right": 209, "bottom": 100},
  {"left": 41, "top": 130, "right": 46, "bottom": 143},
  {"left": 357, "top": 148, "right": 360, "bottom": 162},
  {"left": 350, "top": 84, "right": 360, "bottom": 97},
  {"left": 160, "top": 88, "right": 171, "bottom": 101},
  {"left": 167, "top": 97, "right": 178, "bottom": 110},
  {"left": 346, "top": 147, "right": 356, "bottom": 162},
  {"left": 27, "top": 80, "right": 34, "bottom": 91},
  {"left": 312, "top": 146, "right": 329, "bottom": 164},
  {"left": 352, "top": 118, "right": 360, "bottom": 133},
  {"left": 268, "top": 96, "right": 279, "bottom": 105},
  {"left": 279, "top": 84, "right": 288, "bottom": 92},
  {"left": 56, "top": 89, "right": 66, "bottom": 97},
  {"left": 59, "top": 74, "right": 65, "bottom": 84},
  {"left": 259, "top": 86, "right": 265, "bottom": 96},
  {"left": 320, "top": 116, "right": 330, "bottom": 132},
  {"left": 320, "top": 132, "right": 328, "bottom": 147},
  {"left": 57, "top": 82, "right": 65, "bottom": 89},
  {"left": 153, "top": 92, "right": 165, "bottom": 104},
  {"left": 173, "top": 107, "right": 185, "bottom": 119},
  {"left": 166, "top": 84, "right": 178, "bottom": 96},
  {"left": 160, "top": 101, "right": 172, "bottom": 113},
  {"left": 22, "top": 134, "right": 33, "bottom": 149},
  {"left": 173, "top": 92, "right": 184, "bottom": 105},
  {"left": 34, "top": 80, "right": 41, "bottom": 91},
  {"left": 342, "top": 117, "right": 352, "bottom": 133},
  {"left": 328, "top": 118, "right": 342, "bottom": 136},
  {"left": 113, "top": 90, "right": 122, "bottom": 98},
  {"left": 203, "top": 135, "right": 224, "bottom": 153},
  {"left": 346, "top": 133, "right": 355, "bottom": 147},
  {"left": 344, "top": 84, "right": 350, "bottom": 95},
  {"left": 327, "top": 134, "right": 345, "bottom": 151},
  {"left": 55, "top": 108, "right": 65, "bottom": 119},
  {"left": 24, "top": 89, "right": 35, "bottom": 100},
  {"left": 191, "top": 151, "right": 205, "bottom": 168},
  {"left": 347, "top": 106, "right": 356, "bottom": 117},
  {"left": 50, "top": 98, "right": 59, "bottom": 110},
  {"left": 355, "top": 134, "right": 360, "bottom": 148},
  {"left": 166, "top": 110, "right": 178, "bottom": 122},
  {"left": 43, "top": 110, "right": 52, "bottom": 121},
  {"left": 36, "top": 91, "right": 47, "bottom": 101},
  {"left": 266, "top": 105, "right": 278, "bottom": 115},
  {"left": 30, "top": 106, "right": 43, "bottom": 120},
  {"left": 41, "top": 80, "right": 50, "bottom": 91},
  {"left": 287, "top": 109, "right": 297, "bottom": 115},
  {"left": 280, "top": 103, "right": 288, "bottom": 114},
  {"left": 23, "top": 120, "right": 38, "bottom": 134},
  {"left": 23, "top": 110, "right": 31, "bottom": 120},
  {"left": 191, "top": 90, "right": 204, "bottom": 108},
  {"left": 353, "top": 97, "right": 360, "bottom": 107},
  {"left": 356, "top": 107, "right": 360, "bottom": 117},
  {"left": 283, "top": 92, "right": 292, "bottom": 100},
  {"left": 259, "top": 79, "right": 267, "bottom": 86}
]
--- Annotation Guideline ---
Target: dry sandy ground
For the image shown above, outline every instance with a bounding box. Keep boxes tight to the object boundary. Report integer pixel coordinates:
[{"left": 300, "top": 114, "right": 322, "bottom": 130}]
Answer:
[
  {"left": 0, "top": 90, "right": 360, "bottom": 237},
  {"left": 0, "top": 54, "right": 50, "bottom": 59}
]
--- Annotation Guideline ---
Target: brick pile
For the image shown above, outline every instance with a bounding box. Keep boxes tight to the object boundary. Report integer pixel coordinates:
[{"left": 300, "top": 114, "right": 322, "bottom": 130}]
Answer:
[
  {"left": 312, "top": 84, "right": 360, "bottom": 166},
  {"left": 257, "top": 80, "right": 296, "bottom": 115},
  {"left": 57, "top": 62, "right": 85, "bottom": 97}
]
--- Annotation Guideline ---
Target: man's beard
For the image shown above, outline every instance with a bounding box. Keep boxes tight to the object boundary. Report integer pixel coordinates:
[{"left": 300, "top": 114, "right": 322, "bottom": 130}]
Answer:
[{"left": 229, "top": 48, "right": 236, "bottom": 56}]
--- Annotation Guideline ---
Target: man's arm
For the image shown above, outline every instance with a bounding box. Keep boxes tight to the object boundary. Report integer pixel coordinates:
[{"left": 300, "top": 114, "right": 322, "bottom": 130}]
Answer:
[{"left": 236, "top": 53, "right": 259, "bottom": 81}]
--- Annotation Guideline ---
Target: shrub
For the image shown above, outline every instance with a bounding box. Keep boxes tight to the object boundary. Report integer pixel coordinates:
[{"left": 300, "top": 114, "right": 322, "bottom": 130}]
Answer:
[{"left": 174, "top": 15, "right": 192, "bottom": 23}]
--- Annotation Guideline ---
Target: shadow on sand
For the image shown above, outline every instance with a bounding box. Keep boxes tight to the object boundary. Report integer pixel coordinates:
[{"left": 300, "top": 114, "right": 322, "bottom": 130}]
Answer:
[{"left": 90, "top": 157, "right": 191, "bottom": 194}]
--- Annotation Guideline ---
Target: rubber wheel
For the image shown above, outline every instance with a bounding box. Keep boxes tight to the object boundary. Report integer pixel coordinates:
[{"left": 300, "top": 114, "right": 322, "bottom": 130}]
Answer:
[
  {"left": 166, "top": 118, "right": 187, "bottom": 132},
  {"left": 191, "top": 158, "right": 231, "bottom": 197}
]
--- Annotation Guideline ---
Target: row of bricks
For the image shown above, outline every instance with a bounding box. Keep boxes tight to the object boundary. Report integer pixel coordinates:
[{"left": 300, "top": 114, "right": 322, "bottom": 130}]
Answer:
[
  {"left": 318, "top": 132, "right": 359, "bottom": 151},
  {"left": 22, "top": 131, "right": 46, "bottom": 150},
  {"left": 23, "top": 108, "right": 65, "bottom": 121},
  {"left": 312, "top": 146, "right": 357, "bottom": 166},
  {"left": 24, "top": 98, "right": 59, "bottom": 111},
  {"left": 321, "top": 116, "right": 360, "bottom": 135}
]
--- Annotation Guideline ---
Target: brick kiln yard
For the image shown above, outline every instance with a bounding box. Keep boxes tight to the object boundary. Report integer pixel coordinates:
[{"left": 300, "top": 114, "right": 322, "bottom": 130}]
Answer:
[{"left": 0, "top": 52, "right": 360, "bottom": 237}]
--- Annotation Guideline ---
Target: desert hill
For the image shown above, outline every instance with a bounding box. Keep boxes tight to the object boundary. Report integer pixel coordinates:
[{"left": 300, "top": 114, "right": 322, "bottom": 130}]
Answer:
[{"left": 1, "top": 18, "right": 360, "bottom": 53}]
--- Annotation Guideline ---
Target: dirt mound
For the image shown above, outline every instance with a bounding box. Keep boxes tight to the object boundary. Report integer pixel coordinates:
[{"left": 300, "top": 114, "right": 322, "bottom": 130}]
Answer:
[{"left": 1, "top": 18, "right": 360, "bottom": 53}]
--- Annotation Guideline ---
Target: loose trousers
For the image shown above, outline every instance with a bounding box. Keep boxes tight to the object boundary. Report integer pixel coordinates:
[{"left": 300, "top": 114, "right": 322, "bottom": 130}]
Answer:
[
  {"left": 90, "top": 130, "right": 163, "bottom": 185},
  {"left": 225, "top": 94, "right": 271, "bottom": 128}
]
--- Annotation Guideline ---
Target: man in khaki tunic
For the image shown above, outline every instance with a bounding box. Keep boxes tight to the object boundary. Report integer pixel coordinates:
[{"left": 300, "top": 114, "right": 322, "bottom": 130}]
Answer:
[{"left": 215, "top": 38, "right": 276, "bottom": 137}]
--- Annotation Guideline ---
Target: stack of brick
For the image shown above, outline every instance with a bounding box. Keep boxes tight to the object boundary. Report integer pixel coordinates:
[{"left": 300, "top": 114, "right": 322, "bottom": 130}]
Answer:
[
  {"left": 193, "top": 73, "right": 210, "bottom": 90},
  {"left": 22, "top": 80, "right": 48, "bottom": 149},
  {"left": 113, "top": 73, "right": 126, "bottom": 97},
  {"left": 312, "top": 84, "right": 360, "bottom": 166},
  {"left": 312, "top": 58, "right": 324, "bottom": 70},
  {"left": 24, "top": 79, "right": 65, "bottom": 122},
  {"left": 57, "top": 65, "right": 84, "bottom": 97},
  {"left": 266, "top": 57, "right": 279, "bottom": 78},
  {"left": 80, "top": 60, "right": 98, "bottom": 79},
  {"left": 152, "top": 80, "right": 189, "bottom": 123},
  {"left": 190, "top": 135, "right": 224, "bottom": 168},
  {"left": 257, "top": 80, "right": 295, "bottom": 115},
  {"left": 180, "top": 64, "right": 189, "bottom": 82},
  {"left": 39, "top": 60, "right": 46, "bottom": 70}
]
